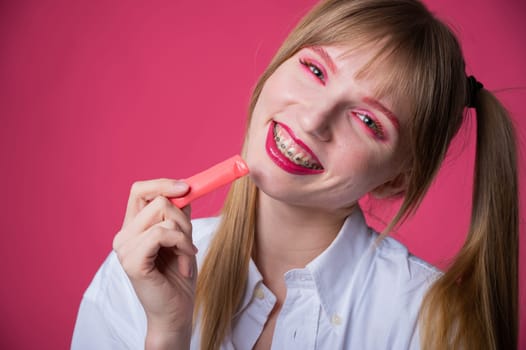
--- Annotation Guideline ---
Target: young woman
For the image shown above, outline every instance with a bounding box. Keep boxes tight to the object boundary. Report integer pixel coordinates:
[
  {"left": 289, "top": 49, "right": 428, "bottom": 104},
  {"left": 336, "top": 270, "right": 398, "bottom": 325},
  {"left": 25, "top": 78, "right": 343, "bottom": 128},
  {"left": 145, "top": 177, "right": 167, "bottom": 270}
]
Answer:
[{"left": 72, "top": 0, "right": 518, "bottom": 349}]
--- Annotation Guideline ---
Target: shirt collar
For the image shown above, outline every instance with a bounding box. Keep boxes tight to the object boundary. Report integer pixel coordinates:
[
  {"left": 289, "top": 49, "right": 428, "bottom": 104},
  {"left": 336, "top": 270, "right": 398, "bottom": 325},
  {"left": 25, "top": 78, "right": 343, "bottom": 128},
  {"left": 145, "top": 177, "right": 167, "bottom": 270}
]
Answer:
[
  {"left": 234, "top": 207, "right": 375, "bottom": 319},
  {"left": 306, "top": 207, "right": 376, "bottom": 319}
]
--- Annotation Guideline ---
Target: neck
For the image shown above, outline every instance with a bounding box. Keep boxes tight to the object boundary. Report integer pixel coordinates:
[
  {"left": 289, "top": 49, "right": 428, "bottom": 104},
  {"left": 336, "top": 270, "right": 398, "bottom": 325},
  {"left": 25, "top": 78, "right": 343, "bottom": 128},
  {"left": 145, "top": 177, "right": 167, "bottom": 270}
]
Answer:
[{"left": 253, "top": 191, "right": 353, "bottom": 293}]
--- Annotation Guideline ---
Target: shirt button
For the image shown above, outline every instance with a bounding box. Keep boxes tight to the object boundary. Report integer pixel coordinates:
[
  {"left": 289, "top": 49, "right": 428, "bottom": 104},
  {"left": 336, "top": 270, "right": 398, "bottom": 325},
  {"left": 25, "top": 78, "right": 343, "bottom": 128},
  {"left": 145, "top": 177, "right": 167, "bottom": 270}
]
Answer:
[
  {"left": 255, "top": 287, "right": 265, "bottom": 300},
  {"left": 331, "top": 314, "right": 342, "bottom": 326}
]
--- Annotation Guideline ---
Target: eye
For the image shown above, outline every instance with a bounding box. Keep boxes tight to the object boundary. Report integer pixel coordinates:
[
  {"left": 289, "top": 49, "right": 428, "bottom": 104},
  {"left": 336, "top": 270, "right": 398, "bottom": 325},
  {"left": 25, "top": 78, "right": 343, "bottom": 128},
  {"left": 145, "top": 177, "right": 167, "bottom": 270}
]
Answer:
[
  {"left": 354, "top": 111, "right": 385, "bottom": 139},
  {"left": 299, "top": 58, "right": 325, "bottom": 82}
]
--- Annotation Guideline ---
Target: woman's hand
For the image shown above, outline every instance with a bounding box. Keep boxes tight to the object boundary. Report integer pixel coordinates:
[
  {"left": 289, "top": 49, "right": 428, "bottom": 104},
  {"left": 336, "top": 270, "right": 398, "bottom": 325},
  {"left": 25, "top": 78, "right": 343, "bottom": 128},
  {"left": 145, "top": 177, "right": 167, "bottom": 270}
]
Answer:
[{"left": 113, "top": 179, "right": 197, "bottom": 349}]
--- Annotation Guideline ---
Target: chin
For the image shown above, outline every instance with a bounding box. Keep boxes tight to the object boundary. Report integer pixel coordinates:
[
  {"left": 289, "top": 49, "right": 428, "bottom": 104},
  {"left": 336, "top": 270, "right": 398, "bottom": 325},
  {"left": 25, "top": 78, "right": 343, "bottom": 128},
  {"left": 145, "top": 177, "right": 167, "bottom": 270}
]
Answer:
[{"left": 246, "top": 158, "right": 275, "bottom": 193}]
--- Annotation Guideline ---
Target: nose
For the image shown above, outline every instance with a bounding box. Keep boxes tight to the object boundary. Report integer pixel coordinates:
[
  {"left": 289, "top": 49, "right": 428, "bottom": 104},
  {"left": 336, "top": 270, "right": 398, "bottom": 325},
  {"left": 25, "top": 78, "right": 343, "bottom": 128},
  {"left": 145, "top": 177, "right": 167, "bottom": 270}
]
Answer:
[{"left": 298, "top": 100, "right": 339, "bottom": 142}]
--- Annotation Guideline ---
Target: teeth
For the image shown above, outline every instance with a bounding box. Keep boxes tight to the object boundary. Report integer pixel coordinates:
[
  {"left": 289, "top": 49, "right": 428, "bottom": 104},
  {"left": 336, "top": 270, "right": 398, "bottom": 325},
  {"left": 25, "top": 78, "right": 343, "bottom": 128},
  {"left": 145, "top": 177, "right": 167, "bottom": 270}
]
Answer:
[{"left": 273, "top": 124, "right": 322, "bottom": 170}]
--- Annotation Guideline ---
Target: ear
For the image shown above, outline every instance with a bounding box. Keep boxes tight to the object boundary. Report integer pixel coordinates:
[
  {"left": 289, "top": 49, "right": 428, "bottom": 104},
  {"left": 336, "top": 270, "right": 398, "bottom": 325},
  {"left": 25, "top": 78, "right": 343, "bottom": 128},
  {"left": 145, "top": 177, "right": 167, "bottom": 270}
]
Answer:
[{"left": 370, "top": 172, "right": 408, "bottom": 199}]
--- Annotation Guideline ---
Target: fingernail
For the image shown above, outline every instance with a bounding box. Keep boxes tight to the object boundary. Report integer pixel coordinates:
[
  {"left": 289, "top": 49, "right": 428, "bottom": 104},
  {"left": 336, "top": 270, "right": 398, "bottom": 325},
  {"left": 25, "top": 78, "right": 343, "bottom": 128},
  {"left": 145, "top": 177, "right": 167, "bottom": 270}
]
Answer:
[
  {"left": 173, "top": 181, "right": 189, "bottom": 192},
  {"left": 187, "top": 264, "right": 194, "bottom": 279}
]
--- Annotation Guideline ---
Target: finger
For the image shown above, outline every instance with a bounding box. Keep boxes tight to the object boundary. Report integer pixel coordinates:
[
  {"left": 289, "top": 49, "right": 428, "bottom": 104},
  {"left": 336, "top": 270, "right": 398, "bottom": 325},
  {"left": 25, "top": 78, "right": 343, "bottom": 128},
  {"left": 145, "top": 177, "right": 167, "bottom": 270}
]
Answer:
[
  {"left": 148, "top": 226, "right": 197, "bottom": 280},
  {"left": 140, "top": 197, "right": 191, "bottom": 231},
  {"left": 176, "top": 251, "right": 197, "bottom": 280},
  {"left": 122, "top": 226, "right": 198, "bottom": 280},
  {"left": 182, "top": 204, "right": 192, "bottom": 219},
  {"left": 116, "top": 196, "right": 192, "bottom": 247},
  {"left": 115, "top": 220, "right": 191, "bottom": 263},
  {"left": 123, "top": 179, "right": 190, "bottom": 226},
  {"left": 146, "top": 226, "right": 196, "bottom": 258}
]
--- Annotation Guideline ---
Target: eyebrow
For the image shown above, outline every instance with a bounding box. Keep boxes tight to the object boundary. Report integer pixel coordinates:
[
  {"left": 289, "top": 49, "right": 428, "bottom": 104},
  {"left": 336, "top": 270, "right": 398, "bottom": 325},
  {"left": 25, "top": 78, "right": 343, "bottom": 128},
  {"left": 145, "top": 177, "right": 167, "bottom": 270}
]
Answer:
[
  {"left": 310, "top": 46, "right": 338, "bottom": 74},
  {"left": 363, "top": 96, "right": 400, "bottom": 131}
]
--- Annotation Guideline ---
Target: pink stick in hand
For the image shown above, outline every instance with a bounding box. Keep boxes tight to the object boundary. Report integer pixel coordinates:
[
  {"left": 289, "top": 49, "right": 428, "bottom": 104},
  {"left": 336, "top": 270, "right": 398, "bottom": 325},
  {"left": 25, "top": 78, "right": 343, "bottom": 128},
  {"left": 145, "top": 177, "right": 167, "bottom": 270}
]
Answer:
[{"left": 170, "top": 155, "right": 249, "bottom": 208}]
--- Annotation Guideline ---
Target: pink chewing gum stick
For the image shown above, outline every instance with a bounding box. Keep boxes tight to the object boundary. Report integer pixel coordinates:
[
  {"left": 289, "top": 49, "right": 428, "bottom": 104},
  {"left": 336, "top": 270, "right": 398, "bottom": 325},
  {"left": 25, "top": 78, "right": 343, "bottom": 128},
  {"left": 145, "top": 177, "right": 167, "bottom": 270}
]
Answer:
[{"left": 170, "top": 155, "right": 249, "bottom": 208}]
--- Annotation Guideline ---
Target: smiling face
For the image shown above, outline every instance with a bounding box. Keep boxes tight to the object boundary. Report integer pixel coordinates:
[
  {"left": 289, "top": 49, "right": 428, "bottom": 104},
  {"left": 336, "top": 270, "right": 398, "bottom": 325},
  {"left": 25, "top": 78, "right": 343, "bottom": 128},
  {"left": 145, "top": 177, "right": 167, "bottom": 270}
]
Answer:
[{"left": 244, "top": 44, "right": 412, "bottom": 214}]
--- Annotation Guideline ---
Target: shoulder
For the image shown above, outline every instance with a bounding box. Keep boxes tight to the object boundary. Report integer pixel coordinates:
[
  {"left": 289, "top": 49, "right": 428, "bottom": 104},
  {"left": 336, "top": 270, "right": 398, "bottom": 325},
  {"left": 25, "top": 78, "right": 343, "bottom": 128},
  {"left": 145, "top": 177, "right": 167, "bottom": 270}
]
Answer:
[
  {"left": 82, "top": 251, "right": 134, "bottom": 304},
  {"left": 364, "top": 232, "right": 441, "bottom": 321},
  {"left": 76, "top": 251, "right": 147, "bottom": 347},
  {"left": 375, "top": 234, "right": 441, "bottom": 286},
  {"left": 351, "top": 232, "right": 441, "bottom": 348}
]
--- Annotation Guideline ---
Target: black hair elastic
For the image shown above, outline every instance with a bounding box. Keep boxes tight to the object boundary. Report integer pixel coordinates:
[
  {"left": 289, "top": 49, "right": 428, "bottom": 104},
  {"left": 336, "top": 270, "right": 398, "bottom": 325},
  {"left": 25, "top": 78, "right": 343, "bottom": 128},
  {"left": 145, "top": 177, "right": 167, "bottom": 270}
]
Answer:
[{"left": 466, "top": 75, "right": 484, "bottom": 108}]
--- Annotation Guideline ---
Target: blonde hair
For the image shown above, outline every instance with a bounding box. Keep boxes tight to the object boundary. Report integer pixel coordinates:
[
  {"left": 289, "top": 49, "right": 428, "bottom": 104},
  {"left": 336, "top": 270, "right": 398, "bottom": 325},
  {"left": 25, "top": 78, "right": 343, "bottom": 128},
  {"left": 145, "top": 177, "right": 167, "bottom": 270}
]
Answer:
[{"left": 195, "top": 0, "right": 518, "bottom": 349}]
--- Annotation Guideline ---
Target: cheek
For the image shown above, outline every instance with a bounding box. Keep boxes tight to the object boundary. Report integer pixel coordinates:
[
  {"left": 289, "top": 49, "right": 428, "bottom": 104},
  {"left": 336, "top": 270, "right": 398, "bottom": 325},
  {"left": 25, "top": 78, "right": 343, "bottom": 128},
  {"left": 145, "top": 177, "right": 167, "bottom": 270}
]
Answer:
[
  {"left": 335, "top": 147, "right": 391, "bottom": 189},
  {"left": 250, "top": 86, "right": 275, "bottom": 126},
  {"left": 336, "top": 138, "right": 377, "bottom": 170},
  {"left": 256, "top": 65, "right": 310, "bottom": 111}
]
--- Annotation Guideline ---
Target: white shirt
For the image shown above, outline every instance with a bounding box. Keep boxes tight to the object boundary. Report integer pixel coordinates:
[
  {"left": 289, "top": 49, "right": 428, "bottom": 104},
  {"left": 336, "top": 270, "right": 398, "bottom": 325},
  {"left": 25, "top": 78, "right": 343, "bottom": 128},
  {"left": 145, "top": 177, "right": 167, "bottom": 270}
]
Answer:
[{"left": 72, "top": 209, "right": 440, "bottom": 349}]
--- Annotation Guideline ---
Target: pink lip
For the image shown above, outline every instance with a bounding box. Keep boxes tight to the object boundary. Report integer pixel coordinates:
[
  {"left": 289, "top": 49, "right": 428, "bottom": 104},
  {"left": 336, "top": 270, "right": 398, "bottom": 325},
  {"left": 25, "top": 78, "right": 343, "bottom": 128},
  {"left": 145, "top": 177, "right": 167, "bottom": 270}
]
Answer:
[{"left": 265, "top": 121, "right": 324, "bottom": 175}]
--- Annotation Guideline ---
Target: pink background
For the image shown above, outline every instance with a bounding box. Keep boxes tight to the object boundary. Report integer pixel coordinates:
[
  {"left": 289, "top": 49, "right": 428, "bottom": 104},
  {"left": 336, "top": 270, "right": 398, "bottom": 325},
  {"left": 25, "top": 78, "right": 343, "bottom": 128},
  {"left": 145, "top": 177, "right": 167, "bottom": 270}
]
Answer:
[{"left": 1, "top": 0, "right": 525, "bottom": 348}]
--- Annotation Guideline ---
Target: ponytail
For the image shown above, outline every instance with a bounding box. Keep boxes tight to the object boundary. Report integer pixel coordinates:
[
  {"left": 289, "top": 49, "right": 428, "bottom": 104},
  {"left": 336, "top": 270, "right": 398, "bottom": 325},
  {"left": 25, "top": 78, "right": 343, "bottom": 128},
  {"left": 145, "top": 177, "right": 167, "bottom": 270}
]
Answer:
[
  {"left": 419, "top": 90, "right": 518, "bottom": 349},
  {"left": 194, "top": 176, "right": 258, "bottom": 350}
]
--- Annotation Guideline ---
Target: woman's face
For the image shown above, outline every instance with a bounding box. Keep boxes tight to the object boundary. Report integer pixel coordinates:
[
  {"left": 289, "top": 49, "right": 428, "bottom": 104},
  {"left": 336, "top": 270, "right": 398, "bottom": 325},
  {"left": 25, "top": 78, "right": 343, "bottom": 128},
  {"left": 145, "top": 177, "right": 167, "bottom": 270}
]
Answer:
[{"left": 245, "top": 44, "right": 411, "bottom": 213}]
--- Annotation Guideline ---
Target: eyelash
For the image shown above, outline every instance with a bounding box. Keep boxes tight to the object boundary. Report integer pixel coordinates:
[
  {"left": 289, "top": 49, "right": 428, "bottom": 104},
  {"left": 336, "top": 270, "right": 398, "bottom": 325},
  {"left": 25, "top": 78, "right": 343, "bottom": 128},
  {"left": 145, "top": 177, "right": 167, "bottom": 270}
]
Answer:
[
  {"left": 353, "top": 111, "right": 385, "bottom": 140},
  {"left": 299, "top": 58, "right": 326, "bottom": 83},
  {"left": 299, "top": 55, "right": 386, "bottom": 140}
]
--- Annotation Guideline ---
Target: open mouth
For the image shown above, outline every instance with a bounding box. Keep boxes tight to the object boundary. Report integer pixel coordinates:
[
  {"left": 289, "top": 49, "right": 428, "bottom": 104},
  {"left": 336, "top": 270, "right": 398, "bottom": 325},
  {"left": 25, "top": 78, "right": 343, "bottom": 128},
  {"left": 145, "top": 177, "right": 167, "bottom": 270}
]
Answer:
[{"left": 272, "top": 122, "right": 323, "bottom": 170}]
